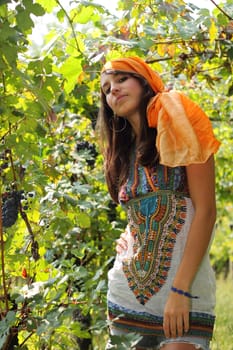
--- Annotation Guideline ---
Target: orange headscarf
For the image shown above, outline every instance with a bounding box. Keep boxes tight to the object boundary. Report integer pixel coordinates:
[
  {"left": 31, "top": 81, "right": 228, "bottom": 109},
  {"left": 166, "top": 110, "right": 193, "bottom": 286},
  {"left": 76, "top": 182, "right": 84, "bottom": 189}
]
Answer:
[{"left": 102, "top": 57, "right": 220, "bottom": 166}]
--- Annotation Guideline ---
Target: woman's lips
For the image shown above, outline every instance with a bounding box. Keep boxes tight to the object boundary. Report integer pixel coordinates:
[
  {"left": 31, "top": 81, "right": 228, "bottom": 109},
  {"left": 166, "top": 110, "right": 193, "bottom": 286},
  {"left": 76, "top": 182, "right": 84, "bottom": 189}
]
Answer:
[{"left": 116, "top": 95, "right": 127, "bottom": 102}]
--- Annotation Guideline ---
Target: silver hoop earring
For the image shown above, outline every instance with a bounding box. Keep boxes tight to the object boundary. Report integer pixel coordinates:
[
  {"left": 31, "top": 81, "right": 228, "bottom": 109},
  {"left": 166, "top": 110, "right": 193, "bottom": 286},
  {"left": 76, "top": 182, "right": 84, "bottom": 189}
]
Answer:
[{"left": 109, "top": 115, "right": 127, "bottom": 133}]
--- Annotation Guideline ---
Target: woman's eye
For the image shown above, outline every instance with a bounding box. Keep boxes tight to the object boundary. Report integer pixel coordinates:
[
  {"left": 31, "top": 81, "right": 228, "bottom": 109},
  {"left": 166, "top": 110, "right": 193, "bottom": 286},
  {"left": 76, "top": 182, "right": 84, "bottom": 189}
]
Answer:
[
  {"left": 119, "top": 76, "right": 128, "bottom": 83},
  {"left": 102, "top": 75, "right": 129, "bottom": 95}
]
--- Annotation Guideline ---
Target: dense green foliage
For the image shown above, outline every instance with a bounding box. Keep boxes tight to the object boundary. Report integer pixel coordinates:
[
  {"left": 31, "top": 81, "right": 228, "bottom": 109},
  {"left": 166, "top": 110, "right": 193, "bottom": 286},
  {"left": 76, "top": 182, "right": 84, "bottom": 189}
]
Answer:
[
  {"left": 0, "top": 0, "right": 232, "bottom": 348},
  {"left": 212, "top": 277, "right": 233, "bottom": 350}
]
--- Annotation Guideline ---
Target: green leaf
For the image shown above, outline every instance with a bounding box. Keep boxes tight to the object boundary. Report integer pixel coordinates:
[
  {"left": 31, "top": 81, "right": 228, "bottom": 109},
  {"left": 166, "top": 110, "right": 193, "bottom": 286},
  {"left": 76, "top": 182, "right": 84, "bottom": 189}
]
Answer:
[
  {"left": 75, "top": 265, "right": 88, "bottom": 279},
  {"left": 1, "top": 43, "right": 18, "bottom": 65},
  {"left": 0, "top": 0, "right": 10, "bottom": 5},
  {"left": 198, "top": 8, "right": 210, "bottom": 17},
  {"left": 71, "top": 244, "right": 86, "bottom": 259},
  {"left": 5, "top": 311, "right": 16, "bottom": 324},
  {"left": 72, "top": 6, "right": 98, "bottom": 24},
  {"left": 16, "top": 10, "right": 34, "bottom": 32},
  {"left": 0, "top": 21, "right": 17, "bottom": 40},
  {"left": 31, "top": 3, "right": 45, "bottom": 16},
  {"left": 50, "top": 216, "right": 73, "bottom": 235},
  {"left": 227, "top": 45, "right": 233, "bottom": 60},
  {"left": 0, "top": 311, "right": 16, "bottom": 348},
  {"left": 35, "top": 0, "right": 57, "bottom": 12},
  {"left": 59, "top": 56, "right": 82, "bottom": 94},
  {"left": 57, "top": 8, "right": 65, "bottom": 22},
  {"left": 77, "top": 212, "right": 91, "bottom": 228},
  {"left": 227, "top": 84, "right": 233, "bottom": 97}
]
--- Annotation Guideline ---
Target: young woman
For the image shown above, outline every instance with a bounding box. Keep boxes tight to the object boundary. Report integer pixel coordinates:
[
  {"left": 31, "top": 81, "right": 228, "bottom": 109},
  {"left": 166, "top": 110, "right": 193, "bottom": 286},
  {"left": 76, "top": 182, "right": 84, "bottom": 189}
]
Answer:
[{"left": 97, "top": 56, "right": 220, "bottom": 350}]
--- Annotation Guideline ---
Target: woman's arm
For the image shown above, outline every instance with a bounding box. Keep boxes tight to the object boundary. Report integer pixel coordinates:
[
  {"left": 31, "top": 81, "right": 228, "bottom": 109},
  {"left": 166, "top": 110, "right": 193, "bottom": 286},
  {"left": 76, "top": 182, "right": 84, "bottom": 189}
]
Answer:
[{"left": 163, "top": 155, "right": 217, "bottom": 338}]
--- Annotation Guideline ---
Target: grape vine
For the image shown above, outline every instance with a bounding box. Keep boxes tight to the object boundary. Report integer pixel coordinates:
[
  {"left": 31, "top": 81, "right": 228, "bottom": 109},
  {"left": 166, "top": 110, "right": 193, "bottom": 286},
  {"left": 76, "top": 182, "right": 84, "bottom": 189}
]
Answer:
[{"left": 76, "top": 141, "right": 98, "bottom": 168}]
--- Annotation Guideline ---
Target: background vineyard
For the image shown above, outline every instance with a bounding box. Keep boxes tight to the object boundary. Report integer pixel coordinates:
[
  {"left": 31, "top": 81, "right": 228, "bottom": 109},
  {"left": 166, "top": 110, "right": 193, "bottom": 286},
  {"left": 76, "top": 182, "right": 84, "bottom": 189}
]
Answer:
[{"left": 0, "top": 0, "right": 232, "bottom": 349}]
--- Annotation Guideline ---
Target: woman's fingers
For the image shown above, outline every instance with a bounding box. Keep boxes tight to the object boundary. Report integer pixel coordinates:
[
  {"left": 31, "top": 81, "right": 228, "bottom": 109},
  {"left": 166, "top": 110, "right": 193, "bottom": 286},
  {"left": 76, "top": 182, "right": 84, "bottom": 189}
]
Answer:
[
  {"left": 176, "top": 314, "right": 185, "bottom": 337},
  {"left": 116, "top": 240, "right": 127, "bottom": 253},
  {"left": 169, "top": 315, "right": 177, "bottom": 338},
  {"left": 163, "top": 309, "right": 190, "bottom": 338},
  {"left": 163, "top": 292, "right": 190, "bottom": 338},
  {"left": 183, "top": 311, "right": 190, "bottom": 334},
  {"left": 163, "top": 313, "right": 170, "bottom": 338},
  {"left": 116, "top": 232, "right": 128, "bottom": 253}
]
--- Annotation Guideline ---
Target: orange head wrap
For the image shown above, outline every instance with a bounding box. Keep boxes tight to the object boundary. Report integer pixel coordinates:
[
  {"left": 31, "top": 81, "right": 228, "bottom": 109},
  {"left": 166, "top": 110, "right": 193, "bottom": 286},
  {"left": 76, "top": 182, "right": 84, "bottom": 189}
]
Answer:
[
  {"left": 102, "top": 56, "right": 165, "bottom": 94},
  {"left": 101, "top": 57, "right": 220, "bottom": 166}
]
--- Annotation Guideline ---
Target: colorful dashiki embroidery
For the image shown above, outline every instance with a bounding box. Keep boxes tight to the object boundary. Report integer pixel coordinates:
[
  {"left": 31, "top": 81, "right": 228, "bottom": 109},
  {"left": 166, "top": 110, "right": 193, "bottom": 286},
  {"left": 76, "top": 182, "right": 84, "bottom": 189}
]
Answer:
[
  {"left": 123, "top": 193, "right": 187, "bottom": 305},
  {"left": 107, "top": 154, "right": 216, "bottom": 340}
]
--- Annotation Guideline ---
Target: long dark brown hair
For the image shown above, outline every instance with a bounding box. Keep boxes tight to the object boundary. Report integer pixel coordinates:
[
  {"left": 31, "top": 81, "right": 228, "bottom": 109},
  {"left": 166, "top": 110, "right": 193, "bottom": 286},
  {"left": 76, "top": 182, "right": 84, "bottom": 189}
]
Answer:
[{"left": 96, "top": 72, "right": 159, "bottom": 203}]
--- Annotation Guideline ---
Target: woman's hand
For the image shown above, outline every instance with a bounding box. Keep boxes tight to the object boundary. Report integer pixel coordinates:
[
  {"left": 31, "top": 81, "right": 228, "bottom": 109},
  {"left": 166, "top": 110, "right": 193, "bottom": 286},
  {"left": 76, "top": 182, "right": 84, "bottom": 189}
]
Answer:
[
  {"left": 163, "top": 291, "right": 190, "bottom": 338},
  {"left": 116, "top": 230, "right": 128, "bottom": 254}
]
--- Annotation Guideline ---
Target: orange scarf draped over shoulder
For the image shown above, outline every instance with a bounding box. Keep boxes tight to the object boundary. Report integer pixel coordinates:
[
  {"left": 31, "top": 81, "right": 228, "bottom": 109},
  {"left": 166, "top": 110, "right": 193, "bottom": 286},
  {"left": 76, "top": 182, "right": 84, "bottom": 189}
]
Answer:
[{"left": 102, "top": 56, "right": 220, "bottom": 167}]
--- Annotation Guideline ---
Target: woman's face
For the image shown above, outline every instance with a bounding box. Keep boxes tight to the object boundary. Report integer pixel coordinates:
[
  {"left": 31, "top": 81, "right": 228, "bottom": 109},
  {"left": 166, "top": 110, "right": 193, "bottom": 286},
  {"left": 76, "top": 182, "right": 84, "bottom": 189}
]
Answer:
[{"left": 101, "top": 72, "right": 144, "bottom": 122}]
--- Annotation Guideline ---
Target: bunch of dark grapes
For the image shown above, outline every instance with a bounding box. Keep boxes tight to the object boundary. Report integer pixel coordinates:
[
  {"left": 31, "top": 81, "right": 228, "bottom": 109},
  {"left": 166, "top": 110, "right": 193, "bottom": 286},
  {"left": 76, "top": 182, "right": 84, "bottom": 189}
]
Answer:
[
  {"left": 1, "top": 191, "right": 35, "bottom": 228},
  {"left": 76, "top": 141, "right": 98, "bottom": 167},
  {"left": 1, "top": 191, "right": 22, "bottom": 228}
]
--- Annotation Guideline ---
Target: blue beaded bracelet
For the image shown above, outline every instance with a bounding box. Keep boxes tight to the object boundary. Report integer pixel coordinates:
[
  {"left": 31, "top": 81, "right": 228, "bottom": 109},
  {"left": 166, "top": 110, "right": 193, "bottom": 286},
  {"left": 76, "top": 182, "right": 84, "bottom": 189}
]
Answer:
[{"left": 171, "top": 286, "right": 199, "bottom": 299}]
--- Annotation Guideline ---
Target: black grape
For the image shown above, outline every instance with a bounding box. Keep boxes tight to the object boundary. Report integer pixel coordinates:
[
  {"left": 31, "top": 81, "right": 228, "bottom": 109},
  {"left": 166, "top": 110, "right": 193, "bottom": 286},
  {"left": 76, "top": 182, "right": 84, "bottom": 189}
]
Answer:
[
  {"left": 76, "top": 141, "right": 98, "bottom": 167},
  {"left": 2, "top": 194, "right": 19, "bottom": 228}
]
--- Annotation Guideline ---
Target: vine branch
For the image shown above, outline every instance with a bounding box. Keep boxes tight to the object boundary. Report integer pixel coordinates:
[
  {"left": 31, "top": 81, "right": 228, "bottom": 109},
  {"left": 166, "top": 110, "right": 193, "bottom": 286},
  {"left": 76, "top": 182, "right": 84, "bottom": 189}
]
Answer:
[
  {"left": 152, "top": 37, "right": 227, "bottom": 45},
  {"left": 0, "top": 195, "right": 9, "bottom": 315},
  {"left": 210, "top": 0, "right": 233, "bottom": 20},
  {"left": 56, "top": 0, "right": 83, "bottom": 54}
]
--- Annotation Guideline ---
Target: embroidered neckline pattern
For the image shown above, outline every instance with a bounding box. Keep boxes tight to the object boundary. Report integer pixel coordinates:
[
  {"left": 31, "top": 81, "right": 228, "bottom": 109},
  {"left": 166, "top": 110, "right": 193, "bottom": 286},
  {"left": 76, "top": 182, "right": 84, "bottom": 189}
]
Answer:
[{"left": 119, "top": 153, "right": 189, "bottom": 205}]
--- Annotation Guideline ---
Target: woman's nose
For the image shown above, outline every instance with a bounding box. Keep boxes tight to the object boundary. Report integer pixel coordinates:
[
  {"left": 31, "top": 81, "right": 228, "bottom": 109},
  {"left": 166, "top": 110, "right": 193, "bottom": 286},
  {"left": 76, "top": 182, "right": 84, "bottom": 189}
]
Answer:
[{"left": 110, "top": 84, "right": 119, "bottom": 94}]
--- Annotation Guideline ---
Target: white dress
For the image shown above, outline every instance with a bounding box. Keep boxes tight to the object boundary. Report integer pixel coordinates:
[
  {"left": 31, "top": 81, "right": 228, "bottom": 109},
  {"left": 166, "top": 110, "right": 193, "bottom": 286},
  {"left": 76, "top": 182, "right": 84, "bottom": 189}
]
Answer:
[{"left": 107, "top": 154, "right": 215, "bottom": 340}]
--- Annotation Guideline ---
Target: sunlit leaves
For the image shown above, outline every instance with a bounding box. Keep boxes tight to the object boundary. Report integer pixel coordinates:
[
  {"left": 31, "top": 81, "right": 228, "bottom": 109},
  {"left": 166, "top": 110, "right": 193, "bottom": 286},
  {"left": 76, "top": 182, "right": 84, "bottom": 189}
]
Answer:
[
  {"left": 35, "top": 0, "right": 57, "bottom": 13},
  {"left": 70, "top": 5, "right": 100, "bottom": 24},
  {"left": 209, "top": 18, "right": 218, "bottom": 43},
  {"left": 0, "top": 0, "right": 232, "bottom": 348},
  {"left": 157, "top": 42, "right": 176, "bottom": 57},
  {"left": 58, "top": 56, "right": 82, "bottom": 94}
]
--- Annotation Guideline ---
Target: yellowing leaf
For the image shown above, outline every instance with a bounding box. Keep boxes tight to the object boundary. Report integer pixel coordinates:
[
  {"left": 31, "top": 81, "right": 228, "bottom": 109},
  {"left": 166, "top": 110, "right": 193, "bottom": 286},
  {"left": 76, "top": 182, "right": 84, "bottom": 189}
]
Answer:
[
  {"left": 77, "top": 71, "right": 85, "bottom": 84},
  {"left": 157, "top": 44, "right": 167, "bottom": 57},
  {"left": 209, "top": 18, "right": 218, "bottom": 43},
  {"left": 167, "top": 44, "right": 176, "bottom": 57},
  {"left": 191, "top": 42, "right": 201, "bottom": 53}
]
